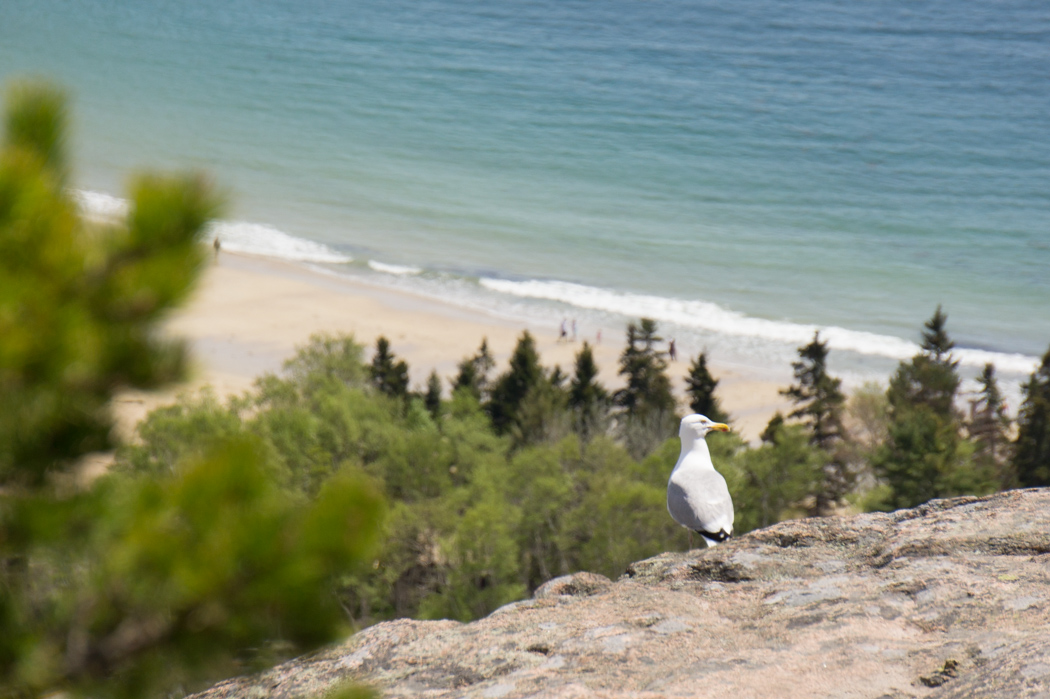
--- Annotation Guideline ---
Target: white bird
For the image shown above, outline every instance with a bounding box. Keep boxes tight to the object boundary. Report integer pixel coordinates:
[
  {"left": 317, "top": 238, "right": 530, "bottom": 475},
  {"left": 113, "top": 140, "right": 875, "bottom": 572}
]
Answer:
[{"left": 667, "top": 414, "right": 733, "bottom": 548}]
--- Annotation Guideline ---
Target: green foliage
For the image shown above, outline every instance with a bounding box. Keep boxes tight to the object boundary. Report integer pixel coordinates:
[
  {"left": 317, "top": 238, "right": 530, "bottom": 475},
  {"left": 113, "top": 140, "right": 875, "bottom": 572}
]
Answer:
[
  {"left": 424, "top": 369, "right": 443, "bottom": 418},
  {"left": 369, "top": 336, "right": 409, "bottom": 401},
  {"left": 418, "top": 497, "right": 525, "bottom": 621},
  {"left": 872, "top": 405, "right": 983, "bottom": 510},
  {"left": 968, "top": 364, "right": 1014, "bottom": 489},
  {"left": 1014, "top": 346, "right": 1050, "bottom": 487},
  {"left": 782, "top": 332, "right": 846, "bottom": 449},
  {"left": 684, "top": 351, "right": 728, "bottom": 423},
  {"left": 452, "top": 337, "right": 495, "bottom": 403},
  {"left": 486, "top": 331, "right": 545, "bottom": 435},
  {"left": 510, "top": 377, "right": 572, "bottom": 448},
  {"left": 728, "top": 422, "right": 826, "bottom": 533},
  {"left": 614, "top": 319, "right": 677, "bottom": 458},
  {"left": 283, "top": 332, "right": 368, "bottom": 390},
  {"left": 4, "top": 80, "right": 67, "bottom": 181},
  {"left": 4, "top": 438, "right": 384, "bottom": 698},
  {"left": 780, "top": 332, "right": 848, "bottom": 514},
  {"left": 889, "top": 306, "right": 960, "bottom": 418},
  {"left": 614, "top": 319, "right": 675, "bottom": 417},
  {"left": 0, "top": 81, "right": 384, "bottom": 699},
  {"left": 0, "top": 85, "right": 221, "bottom": 485},
  {"left": 568, "top": 341, "right": 610, "bottom": 442},
  {"left": 116, "top": 388, "right": 250, "bottom": 476},
  {"left": 871, "top": 307, "right": 993, "bottom": 509}
]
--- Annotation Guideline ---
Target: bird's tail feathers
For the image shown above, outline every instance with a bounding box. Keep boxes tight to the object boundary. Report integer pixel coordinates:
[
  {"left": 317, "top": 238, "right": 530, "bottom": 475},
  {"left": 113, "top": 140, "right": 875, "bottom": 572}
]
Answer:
[{"left": 697, "top": 528, "right": 731, "bottom": 548}]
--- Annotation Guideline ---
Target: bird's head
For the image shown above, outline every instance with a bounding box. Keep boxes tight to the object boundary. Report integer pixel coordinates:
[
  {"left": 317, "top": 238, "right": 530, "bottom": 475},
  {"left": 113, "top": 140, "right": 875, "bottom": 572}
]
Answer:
[{"left": 679, "top": 414, "right": 730, "bottom": 442}]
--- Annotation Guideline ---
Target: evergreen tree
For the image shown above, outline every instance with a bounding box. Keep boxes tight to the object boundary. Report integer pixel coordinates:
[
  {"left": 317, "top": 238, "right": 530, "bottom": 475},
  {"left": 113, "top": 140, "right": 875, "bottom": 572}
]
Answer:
[
  {"left": 424, "top": 369, "right": 443, "bottom": 418},
  {"left": 780, "top": 332, "right": 848, "bottom": 514},
  {"left": 1014, "top": 346, "right": 1050, "bottom": 487},
  {"left": 872, "top": 306, "right": 984, "bottom": 509},
  {"left": 0, "top": 85, "right": 221, "bottom": 484},
  {"left": 486, "top": 331, "right": 545, "bottom": 434},
  {"left": 613, "top": 319, "right": 675, "bottom": 417},
  {"left": 453, "top": 337, "right": 495, "bottom": 402},
  {"left": 568, "top": 341, "right": 610, "bottom": 441},
  {"left": 760, "top": 412, "right": 786, "bottom": 445},
  {"left": 968, "top": 363, "right": 1014, "bottom": 488},
  {"left": 0, "top": 82, "right": 383, "bottom": 698},
  {"left": 369, "top": 336, "right": 410, "bottom": 400},
  {"left": 890, "top": 305, "right": 960, "bottom": 417},
  {"left": 684, "top": 351, "right": 729, "bottom": 423},
  {"left": 613, "top": 319, "right": 677, "bottom": 458},
  {"left": 511, "top": 377, "right": 572, "bottom": 448}
]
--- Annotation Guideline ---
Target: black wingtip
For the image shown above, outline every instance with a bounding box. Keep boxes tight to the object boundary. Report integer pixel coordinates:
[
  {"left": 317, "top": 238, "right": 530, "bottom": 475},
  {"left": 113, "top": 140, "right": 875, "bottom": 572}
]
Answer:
[{"left": 696, "top": 528, "right": 731, "bottom": 542}]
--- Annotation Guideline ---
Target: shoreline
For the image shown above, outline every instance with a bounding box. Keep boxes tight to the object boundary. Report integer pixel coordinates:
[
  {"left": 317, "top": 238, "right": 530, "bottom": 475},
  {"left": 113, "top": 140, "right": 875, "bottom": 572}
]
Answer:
[{"left": 113, "top": 251, "right": 795, "bottom": 443}]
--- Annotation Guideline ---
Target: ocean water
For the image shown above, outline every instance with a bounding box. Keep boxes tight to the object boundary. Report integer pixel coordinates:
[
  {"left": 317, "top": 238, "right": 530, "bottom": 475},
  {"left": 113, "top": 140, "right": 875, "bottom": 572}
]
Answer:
[{"left": 3, "top": 0, "right": 1048, "bottom": 395}]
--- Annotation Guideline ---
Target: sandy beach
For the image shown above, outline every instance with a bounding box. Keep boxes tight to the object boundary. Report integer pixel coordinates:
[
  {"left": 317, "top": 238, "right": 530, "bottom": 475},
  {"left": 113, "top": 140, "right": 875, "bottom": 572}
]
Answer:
[{"left": 113, "top": 252, "right": 793, "bottom": 443}]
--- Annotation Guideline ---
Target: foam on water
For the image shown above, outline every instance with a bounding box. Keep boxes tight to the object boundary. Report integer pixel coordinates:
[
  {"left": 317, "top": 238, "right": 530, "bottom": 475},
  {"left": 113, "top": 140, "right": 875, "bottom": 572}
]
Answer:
[
  {"left": 209, "top": 221, "right": 351, "bottom": 264},
  {"left": 368, "top": 260, "right": 422, "bottom": 276},
  {"left": 75, "top": 190, "right": 351, "bottom": 264},
  {"left": 480, "top": 278, "right": 1040, "bottom": 375}
]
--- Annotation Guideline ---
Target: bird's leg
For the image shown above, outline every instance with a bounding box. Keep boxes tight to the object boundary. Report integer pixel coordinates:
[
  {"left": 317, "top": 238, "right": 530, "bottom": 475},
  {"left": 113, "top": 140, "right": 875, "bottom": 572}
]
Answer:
[{"left": 688, "top": 530, "right": 693, "bottom": 551}]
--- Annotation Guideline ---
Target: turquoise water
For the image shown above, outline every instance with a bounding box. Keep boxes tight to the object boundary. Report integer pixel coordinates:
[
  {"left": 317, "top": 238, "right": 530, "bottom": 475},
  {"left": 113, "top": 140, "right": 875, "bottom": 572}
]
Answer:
[{"left": 2, "top": 0, "right": 1048, "bottom": 386}]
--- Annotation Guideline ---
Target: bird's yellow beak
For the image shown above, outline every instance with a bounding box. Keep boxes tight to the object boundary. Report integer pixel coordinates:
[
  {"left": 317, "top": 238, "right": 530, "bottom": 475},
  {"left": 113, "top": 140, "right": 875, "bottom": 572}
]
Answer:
[{"left": 711, "top": 423, "right": 730, "bottom": 432}]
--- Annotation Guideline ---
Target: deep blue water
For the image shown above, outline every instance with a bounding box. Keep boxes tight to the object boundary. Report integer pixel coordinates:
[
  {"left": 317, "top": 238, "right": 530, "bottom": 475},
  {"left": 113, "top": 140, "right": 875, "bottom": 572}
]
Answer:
[{"left": 2, "top": 0, "right": 1048, "bottom": 382}]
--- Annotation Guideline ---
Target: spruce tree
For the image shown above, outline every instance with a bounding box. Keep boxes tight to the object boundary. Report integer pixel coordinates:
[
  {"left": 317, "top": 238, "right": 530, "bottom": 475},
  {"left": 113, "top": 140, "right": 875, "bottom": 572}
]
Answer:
[
  {"left": 511, "top": 374, "right": 572, "bottom": 447},
  {"left": 613, "top": 318, "right": 675, "bottom": 417},
  {"left": 968, "top": 363, "right": 1013, "bottom": 488},
  {"left": 453, "top": 337, "right": 495, "bottom": 402},
  {"left": 684, "top": 351, "right": 729, "bottom": 423},
  {"left": 369, "top": 336, "right": 410, "bottom": 400},
  {"left": 568, "top": 341, "right": 610, "bottom": 441},
  {"left": 889, "top": 305, "right": 960, "bottom": 417},
  {"left": 486, "top": 331, "right": 544, "bottom": 434},
  {"left": 872, "top": 306, "right": 982, "bottom": 509},
  {"left": 780, "top": 332, "right": 848, "bottom": 514},
  {"left": 613, "top": 319, "right": 676, "bottom": 458},
  {"left": 424, "top": 369, "right": 443, "bottom": 418},
  {"left": 760, "top": 412, "right": 786, "bottom": 444},
  {"left": 1014, "top": 346, "right": 1050, "bottom": 487}
]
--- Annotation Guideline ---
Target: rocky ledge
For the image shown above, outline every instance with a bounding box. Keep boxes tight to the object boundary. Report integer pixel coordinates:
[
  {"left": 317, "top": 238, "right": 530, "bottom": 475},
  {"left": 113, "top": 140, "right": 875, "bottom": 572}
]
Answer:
[{"left": 192, "top": 489, "right": 1050, "bottom": 698}]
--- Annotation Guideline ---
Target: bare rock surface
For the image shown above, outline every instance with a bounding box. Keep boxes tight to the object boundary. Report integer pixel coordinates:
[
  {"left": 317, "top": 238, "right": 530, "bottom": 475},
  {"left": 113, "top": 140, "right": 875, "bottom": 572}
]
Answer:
[{"left": 191, "top": 489, "right": 1050, "bottom": 698}]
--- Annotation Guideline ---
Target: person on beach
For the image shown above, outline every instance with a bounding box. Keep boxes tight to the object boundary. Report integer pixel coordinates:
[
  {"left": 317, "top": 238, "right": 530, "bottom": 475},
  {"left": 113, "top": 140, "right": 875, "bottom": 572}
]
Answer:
[
  {"left": 669, "top": 338, "right": 677, "bottom": 361},
  {"left": 213, "top": 236, "right": 221, "bottom": 261},
  {"left": 572, "top": 319, "right": 577, "bottom": 342},
  {"left": 559, "top": 319, "right": 568, "bottom": 342}
]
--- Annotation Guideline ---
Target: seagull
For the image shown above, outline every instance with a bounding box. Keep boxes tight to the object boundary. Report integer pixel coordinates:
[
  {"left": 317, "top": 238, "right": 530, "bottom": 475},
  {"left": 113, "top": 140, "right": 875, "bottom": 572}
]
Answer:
[{"left": 668, "top": 414, "right": 733, "bottom": 548}]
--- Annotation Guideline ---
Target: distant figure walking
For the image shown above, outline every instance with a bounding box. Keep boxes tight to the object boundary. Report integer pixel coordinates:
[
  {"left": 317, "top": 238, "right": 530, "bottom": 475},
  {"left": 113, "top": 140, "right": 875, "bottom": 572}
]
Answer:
[
  {"left": 572, "top": 319, "right": 577, "bottom": 342},
  {"left": 559, "top": 319, "right": 568, "bottom": 342},
  {"left": 596, "top": 329, "right": 602, "bottom": 345},
  {"left": 669, "top": 338, "right": 677, "bottom": 361},
  {"left": 213, "top": 236, "right": 221, "bottom": 261}
]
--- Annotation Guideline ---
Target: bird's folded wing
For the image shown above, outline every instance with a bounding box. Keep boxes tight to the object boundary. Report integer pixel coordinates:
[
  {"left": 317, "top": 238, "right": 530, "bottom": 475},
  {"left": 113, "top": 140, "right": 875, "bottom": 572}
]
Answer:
[{"left": 669, "top": 469, "right": 734, "bottom": 534}]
